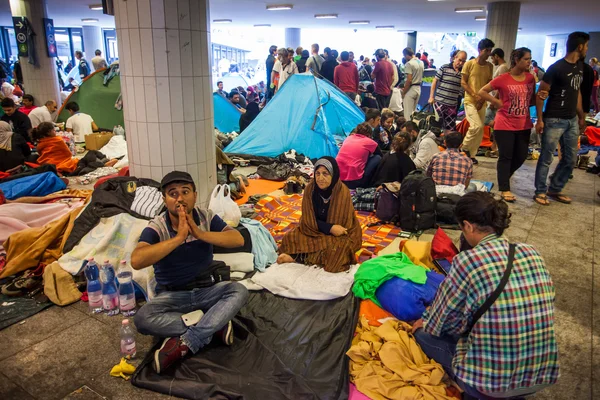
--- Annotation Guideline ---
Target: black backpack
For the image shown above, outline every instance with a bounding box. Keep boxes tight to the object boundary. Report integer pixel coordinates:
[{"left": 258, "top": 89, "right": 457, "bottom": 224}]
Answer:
[{"left": 399, "top": 170, "right": 437, "bottom": 231}]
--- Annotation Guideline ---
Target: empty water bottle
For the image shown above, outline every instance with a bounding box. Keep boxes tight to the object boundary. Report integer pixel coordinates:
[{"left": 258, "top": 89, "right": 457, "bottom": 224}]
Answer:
[
  {"left": 84, "top": 258, "right": 103, "bottom": 314},
  {"left": 120, "top": 319, "right": 137, "bottom": 358},
  {"left": 100, "top": 260, "right": 119, "bottom": 316},
  {"left": 117, "top": 260, "right": 137, "bottom": 316}
]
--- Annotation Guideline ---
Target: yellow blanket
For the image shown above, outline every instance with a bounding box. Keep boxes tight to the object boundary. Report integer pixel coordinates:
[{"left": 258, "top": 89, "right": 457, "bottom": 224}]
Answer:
[
  {"left": 347, "top": 317, "right": 454, "bottom": 400},
  {"left": 0, "top": 205, "right": 83, "bottom": 279}
]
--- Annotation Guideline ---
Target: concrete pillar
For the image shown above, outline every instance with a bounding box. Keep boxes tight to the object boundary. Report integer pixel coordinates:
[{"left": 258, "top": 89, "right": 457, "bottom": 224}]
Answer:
[
  {"left": 113, "top": 0, "right": 216, "bottom": 206},
  {"left": 285, "top": 28, "right": 301, "bottom": 49},
  {"left": 485, "top": 2, "right": 520, "bottom": 55},
  {"left": 82, "top": 25, "right": 104, "bottom": 70},
  {"left": 9, "top": 0, "right": 61, "bottom": 106}
]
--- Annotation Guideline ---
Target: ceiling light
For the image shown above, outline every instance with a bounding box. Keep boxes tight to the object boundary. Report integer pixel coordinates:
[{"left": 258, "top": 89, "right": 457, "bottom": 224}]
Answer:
[
  {"left": 88, "top": 4, "right": 103, "bottom": 10},
  {"left": 427, "top": 0, "right": 446, "bottom": 2},
  {"left": 266, "top": 4, "right": 293, "bottom": 11},
  {"left": 213, "top": 19, "right": 232, "bottom": 24},
  {"left": 455, "top": 7, "right": 485, "bottom": 13},
  {"left": 254, "top": 24, "right": 271, "bottom": 27},
  {"left": 474, "top": 16, "right": 486, "bottom": 21},
  {"left": 376, "top": 26, "right": 395, "bottom": 30},
  {"left": 315, "top": 14, "right": 338, "bottom": 19},
  {"left": 349, "top": 21, "right": 370, "bottom": 25},
  {"left": 81, "top": 18, "right": 99, "bottom": 23},
  {"left": 397, "top": 30, "right": 415, "bottom": 33}
]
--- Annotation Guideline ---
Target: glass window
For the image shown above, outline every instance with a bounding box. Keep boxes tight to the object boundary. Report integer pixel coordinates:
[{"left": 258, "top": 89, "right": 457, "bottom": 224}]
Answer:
[
  {"left": 6, "top": 28, "right": 18, "bottom": 62},
  {"left": 71, "top": 28, "right": 84, "bottom": 57},
  {"left": 103, "top": 29, "right": 118, "bottom": 64},
  {"left": 54, "top": 29, "right": 72, "bottom": 68}
]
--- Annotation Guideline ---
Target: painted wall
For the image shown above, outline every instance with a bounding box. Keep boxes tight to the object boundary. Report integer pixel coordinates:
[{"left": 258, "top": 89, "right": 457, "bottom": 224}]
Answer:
[
  {"left": 542, "top": 34, "right": 569, "bottom": 70},
  {"left": 515, "top": 34, "right": 546, "bottom": 66},
  {"left": 586, "top": 32, "right": 600, "bottom": 63}
]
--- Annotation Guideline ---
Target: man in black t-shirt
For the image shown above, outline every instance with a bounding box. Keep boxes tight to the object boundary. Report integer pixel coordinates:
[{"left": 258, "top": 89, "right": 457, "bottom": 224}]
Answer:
[
  {"left": 1, "top": 98, "right": 32, "bottom": 142},
  {"left": 534, "top": 32, "right": 589, "bottom": 206}
]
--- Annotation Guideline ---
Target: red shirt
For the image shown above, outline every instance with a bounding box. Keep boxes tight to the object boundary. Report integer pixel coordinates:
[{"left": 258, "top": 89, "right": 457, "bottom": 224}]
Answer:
[
  {"left": 337, "top": 134, "right": 379, "bottom": 181},
  {"left": 334, "top": 62, "right": 359, "bottom": 93},
  {"left": 19, "top": 105, "right": 37, "bottom": 115},
  {"left": 490, "top": 72, "right": 535, "bottom": 131},
  {"left": 373, "top": 60, "right": 394, "bottom": 96}
]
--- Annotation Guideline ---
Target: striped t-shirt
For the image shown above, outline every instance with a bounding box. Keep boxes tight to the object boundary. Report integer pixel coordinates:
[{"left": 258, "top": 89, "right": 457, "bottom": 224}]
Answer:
[{"left": 434, "top": 63, "right": 464, "bottom": 107}]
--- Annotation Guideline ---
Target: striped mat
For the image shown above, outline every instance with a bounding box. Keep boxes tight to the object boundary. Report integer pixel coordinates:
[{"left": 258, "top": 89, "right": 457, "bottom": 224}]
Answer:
[{"left": 254, "top": 194, "right": 400, "bottom": 263}]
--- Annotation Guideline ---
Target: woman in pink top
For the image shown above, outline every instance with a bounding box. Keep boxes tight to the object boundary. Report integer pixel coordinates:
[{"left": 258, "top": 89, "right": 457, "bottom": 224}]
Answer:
[
  {"left": 478, "top": 48, "right": 536, "bottom": 203},
  {"left": 336, "top": 122, "right": 382, "bottom": 189}
]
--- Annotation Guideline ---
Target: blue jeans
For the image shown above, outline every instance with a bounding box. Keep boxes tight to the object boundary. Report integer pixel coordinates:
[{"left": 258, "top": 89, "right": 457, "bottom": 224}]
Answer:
[
  {"left": 343, "top": 154, "right": 382, "bottom": 189},
  {"left": 534, "top": 117, "right": 579, "bottom": 195},
  {"left": 135, "top": 281, "right": 249, "bottom": 353}
]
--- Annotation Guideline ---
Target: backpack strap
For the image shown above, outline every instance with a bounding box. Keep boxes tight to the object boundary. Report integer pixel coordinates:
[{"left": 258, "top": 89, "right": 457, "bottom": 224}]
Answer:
[{"left": 464, "top": 243, "right": 516, "bottom": 336}]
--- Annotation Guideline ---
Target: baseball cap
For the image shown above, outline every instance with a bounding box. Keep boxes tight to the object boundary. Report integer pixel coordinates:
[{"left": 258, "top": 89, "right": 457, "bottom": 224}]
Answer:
[{"left": 160, "top": 171, "right": 195, "bottom": 190}]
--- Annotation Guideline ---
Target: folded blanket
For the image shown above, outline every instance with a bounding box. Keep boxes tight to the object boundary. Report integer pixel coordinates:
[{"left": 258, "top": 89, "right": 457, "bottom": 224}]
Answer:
[
  {"left": 241, "top": 262, "right": 359, "bottom": 300},
  {"left": 58, "top": 213, "right": 154, "bottom": 299}
]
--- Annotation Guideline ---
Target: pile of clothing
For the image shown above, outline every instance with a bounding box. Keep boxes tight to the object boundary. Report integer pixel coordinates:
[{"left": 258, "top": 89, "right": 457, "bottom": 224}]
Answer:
[
  {"left": 351, "top": 187, "right": 378, "bottom": 212},
  {"left": 214, "top": 128, "right": 238, "bottom": 149},
  {"left": 254, "top": 150, "right": 313, "bottom": 185}
]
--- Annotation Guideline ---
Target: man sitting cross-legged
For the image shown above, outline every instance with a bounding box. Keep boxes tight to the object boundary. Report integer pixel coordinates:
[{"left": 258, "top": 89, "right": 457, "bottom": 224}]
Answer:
[{"left": 132, "top": 171, "right": 248, "bottom": 374}]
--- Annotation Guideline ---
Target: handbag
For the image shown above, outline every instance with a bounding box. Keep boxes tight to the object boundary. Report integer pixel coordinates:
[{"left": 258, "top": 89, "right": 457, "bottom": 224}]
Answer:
[
  {"left": 463, "top": 243, "right": 516, "bottom": 337},
  {"left": 411, "top": 104, "right": 442, "bottom": 134}
]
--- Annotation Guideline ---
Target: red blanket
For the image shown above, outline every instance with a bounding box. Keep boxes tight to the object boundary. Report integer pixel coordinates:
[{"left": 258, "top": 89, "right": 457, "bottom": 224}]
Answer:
[{"left": 585, "top": 126, "right": 600, "bottom": 146}]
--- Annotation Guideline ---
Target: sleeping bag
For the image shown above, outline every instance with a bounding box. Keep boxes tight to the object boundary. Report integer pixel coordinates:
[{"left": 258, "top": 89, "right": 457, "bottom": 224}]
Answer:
[
  {"left": 0, "top": 171, "right": 66, "bottom": 200},
  {"left": 376, "top": 271, "right": 445, "bottom": 321}
]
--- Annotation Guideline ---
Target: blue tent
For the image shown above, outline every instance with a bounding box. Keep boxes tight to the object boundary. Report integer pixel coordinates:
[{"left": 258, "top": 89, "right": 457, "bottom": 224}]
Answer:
[
  {"left": 224, "top": 73, "right": 364, "bottom": 159},
  {"left": 213, "top": 93, "right": 242, "bottom": 133}
]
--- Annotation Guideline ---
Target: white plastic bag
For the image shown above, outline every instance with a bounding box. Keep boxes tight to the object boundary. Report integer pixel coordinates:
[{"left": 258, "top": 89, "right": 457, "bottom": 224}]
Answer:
[{"left": 208, "top": 184, "right": 241, "bottom": 227}]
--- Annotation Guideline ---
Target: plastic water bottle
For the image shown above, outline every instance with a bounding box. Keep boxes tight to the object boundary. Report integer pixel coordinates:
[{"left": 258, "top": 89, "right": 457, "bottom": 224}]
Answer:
[
  {"left": 117, "top": 260, "right": 137, "bottom": 316},
  {"left": 120, "top": 319, "right": 137, "bottom": 358},
  {"left": 100, "top": 260, "right": 119, "bottom": 316},
  {"left": 84, "top": 258, "right": 103, "bottom": 314}
]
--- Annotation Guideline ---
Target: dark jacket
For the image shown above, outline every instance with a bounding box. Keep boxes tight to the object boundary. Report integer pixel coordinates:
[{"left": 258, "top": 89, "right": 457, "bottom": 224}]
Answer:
[
  {"left": 334, "top": 62, "right": 359, "bottom": 93},
  {"left": 0, "top": 134, "right": 31, "bottom": 172},
  {"left": 296, "top": 56, "right": 309, "bottom": 73},
  {"left": 371, "top": 151, "right": 416, "bottom": 186},
  {"left": 320, "top": 59, "right": 339, "bottom": 82},
  {"left": 64, "top": 177, "right": 160, "bottom": 252}
]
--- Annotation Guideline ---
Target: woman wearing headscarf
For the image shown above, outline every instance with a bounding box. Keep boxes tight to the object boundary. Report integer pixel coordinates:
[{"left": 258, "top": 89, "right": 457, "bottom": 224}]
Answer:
[
  {"left": 0, "top": 121, "right": 31, "bottom": 172},
  {"left": 239, "top": 102, "right": 260, "bottom": 133},
  {"left": 277, "top": 157, "right": 362, "bottom": 273}
]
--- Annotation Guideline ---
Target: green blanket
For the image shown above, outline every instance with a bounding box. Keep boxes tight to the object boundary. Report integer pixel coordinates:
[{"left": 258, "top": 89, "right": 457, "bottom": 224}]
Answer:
[{"left": 352, "top": 252, "right": 428, "bottom": 307}]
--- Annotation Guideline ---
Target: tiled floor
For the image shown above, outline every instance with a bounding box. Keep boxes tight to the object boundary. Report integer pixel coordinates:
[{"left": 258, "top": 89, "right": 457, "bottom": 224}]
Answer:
[{"left": 0, "top": 155, "right": 598, "bottom": 400}]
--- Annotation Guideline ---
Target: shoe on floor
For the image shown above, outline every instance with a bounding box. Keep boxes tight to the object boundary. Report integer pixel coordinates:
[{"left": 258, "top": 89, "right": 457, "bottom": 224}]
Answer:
[
  {"left": 215, "top": 321, "right": 234, "bottom": 346},
  {"left": 154, "top": 337, "right": 189, "bottom": 374},
  {"left": 470, "top": 158, "right": 479, "bottom": 165}
]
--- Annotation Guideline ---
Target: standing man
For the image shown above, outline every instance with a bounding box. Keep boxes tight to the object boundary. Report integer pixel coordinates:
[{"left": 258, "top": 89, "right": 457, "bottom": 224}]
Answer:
[
  {"left": 384, "top": 50, "right": 399, "bottom": 89},
  {"left": 132, "top": 171, "right": 248, "bottom": 374},
  {"left": 428, "top": 50, "right": 467, "bottom": 131},
  {"left": 491, "top": 48, "right": 509, "bottom": 77},
  {"left": 371, "top": 49, "right": 395, "bottom": 110},
  {"left": 91, "top": 49, "right": 108, "bottom": 71},
  {"left": 349, "top": 51, "right": 357, "bottom": 66},
  {"left": 460, "top": 38, "right": 495, "bottom": 164},
  {"left": 334, "top": 51, "right": 360, "bottom": 101},
  {"left": 75, "top": 51, "right": 90, "bottom": 80},
  {"left": 294, "top": 46, "right": 303, "bottom": 62},
  {"left": 402, "top": 47, "right": 425, "bottom": 119},
  {"left": 272, "top": 48, "right": 298, "bottom": 93},
  {"left": 306, "top": 43, "right": 325, "bottom": 76},
  {"left": 534, "top": 32, "right": 589, "bottom": 206},
  {"left": 265, "top": 45, "right": 277, "bottom": 101},
  {"left": 320, "top": 49, "right": 338, "bottom": 83}
]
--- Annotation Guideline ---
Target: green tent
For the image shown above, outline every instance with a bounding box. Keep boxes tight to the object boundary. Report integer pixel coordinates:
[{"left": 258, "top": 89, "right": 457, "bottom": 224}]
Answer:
[{"left": 57, "top": 68, "right": 123, "bottom": 130}]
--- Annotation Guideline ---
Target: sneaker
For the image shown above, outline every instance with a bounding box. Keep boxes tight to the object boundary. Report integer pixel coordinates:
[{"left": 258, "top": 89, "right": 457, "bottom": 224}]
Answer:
[
  {"left": 485, "top": 150, "right": 498, "bottom": 158},
  {"left": 215, "top": 321, "right": 234, "bottom": 346},
  {"left": 154, "top": 337, "right": 189, "bottom": 374},
  {"left": 471, "top": 158, "right": 479, "bottom": 165}
]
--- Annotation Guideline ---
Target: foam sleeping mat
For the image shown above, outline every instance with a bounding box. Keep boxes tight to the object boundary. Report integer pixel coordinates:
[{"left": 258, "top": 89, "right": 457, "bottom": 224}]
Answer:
[{"left": 132, "top": 291, "right": 360, "bottom": 399}]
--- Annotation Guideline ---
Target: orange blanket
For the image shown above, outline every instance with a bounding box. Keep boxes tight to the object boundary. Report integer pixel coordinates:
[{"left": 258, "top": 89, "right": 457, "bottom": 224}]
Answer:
[{"left": 36, "top": 136, "right": 79, "bottom": 173}]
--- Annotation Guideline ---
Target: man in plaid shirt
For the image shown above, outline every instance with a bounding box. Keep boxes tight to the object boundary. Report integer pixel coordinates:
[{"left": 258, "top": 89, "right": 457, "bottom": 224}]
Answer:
[
  {"left": 413, "top": 192, "right": 559, "bottom": 398},
  {"left": 426, "top": 131, "right": 473, "bottom": 187}
]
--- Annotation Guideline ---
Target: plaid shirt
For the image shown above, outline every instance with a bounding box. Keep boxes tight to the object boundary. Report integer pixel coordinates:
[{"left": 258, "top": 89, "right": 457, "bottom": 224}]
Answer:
[
  {"left": 423, "top": 234, "right": 560, "bottom": 394},
  {"left": 426, "top": 148, "right": 473, "bottom": 186}
]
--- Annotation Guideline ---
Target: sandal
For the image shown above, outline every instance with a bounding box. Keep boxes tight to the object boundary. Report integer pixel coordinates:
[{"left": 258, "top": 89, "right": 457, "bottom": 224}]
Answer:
[
  {"left": 547, "top": 192, "right": 572, "bottom": 204},
  {"left": 501, "top": 192, "right": 516, "bottom": 202},
  {"left": 533, "top": 194, "right": 550, "bottom": 206}
]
